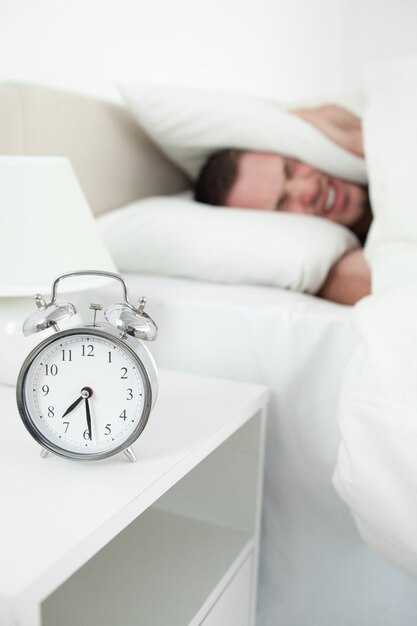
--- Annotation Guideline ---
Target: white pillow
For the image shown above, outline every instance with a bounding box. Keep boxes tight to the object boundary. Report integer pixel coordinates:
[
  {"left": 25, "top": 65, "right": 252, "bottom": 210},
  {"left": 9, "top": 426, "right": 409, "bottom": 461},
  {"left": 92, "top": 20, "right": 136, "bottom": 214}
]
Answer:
[
  {"left": 119, "top": 83, "right": 367, "bottom": 184},
  {"left": 98, "top": 193, "right": 359, "bottom": 294}
]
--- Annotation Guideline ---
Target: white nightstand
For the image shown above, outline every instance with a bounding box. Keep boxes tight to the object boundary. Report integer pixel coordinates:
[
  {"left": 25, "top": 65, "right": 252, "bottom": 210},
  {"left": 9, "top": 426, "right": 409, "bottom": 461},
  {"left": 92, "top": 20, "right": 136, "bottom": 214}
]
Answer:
[{"left": 0, "top": 370, "right": 268, "bottom": 626}]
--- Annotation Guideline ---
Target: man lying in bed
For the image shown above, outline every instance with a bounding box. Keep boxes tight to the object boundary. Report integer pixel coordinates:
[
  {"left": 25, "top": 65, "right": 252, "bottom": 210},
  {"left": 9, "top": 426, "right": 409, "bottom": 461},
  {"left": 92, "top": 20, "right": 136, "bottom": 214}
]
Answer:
[{"left": 194, "top": 105, "right": 372, "bottom": 306}]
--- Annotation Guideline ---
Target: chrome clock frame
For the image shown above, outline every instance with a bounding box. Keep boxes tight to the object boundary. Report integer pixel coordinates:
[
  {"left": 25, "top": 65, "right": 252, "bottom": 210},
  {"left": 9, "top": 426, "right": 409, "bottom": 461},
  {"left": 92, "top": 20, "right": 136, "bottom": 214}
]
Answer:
[{"left": 16, "top": 325, "right": 156, "bottom": 462}]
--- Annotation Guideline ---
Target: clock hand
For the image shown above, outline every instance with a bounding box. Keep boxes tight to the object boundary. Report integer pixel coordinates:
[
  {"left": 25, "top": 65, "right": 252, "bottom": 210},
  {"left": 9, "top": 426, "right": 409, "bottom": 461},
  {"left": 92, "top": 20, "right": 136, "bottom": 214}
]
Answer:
[
  {"left": 62, "top": 387, "right": 93, "bottom": 419},
  {"left": 85, "top": 396, "right": 92, "bottom": 441},
  {"left": 62, "top": 395, "right": 83, "bottom": 418}
]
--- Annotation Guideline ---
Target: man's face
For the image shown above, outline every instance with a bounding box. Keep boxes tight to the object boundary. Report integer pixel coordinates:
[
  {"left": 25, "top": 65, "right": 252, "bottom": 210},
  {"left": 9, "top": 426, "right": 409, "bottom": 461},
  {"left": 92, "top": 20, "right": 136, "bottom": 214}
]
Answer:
[{"left": 224, "top": 151, "right": 370, "bottom": 234}]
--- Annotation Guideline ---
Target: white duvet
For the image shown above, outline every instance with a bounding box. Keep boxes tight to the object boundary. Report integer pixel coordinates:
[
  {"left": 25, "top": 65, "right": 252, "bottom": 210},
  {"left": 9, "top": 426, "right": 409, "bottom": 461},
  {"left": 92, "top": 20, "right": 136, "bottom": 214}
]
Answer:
[{"left": 333, "top": 59, "right": 417, "bottom": 575}]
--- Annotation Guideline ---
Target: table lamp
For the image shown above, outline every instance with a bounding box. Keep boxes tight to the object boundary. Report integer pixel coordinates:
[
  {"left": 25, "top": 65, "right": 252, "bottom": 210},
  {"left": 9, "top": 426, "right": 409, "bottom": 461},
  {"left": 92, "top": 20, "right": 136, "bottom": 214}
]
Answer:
[{"left": 0, "top": 156, "right": 118, "bottom": 386}]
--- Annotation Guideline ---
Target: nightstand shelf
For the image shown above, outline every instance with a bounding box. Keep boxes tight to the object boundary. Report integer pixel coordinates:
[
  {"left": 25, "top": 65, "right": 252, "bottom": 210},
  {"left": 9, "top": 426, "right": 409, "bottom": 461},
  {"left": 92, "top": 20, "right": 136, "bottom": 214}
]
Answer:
[
  {"left": 0, "top": 370, "right": 268, "bottom": 626},
  {"left": 43, "top": 509, "right": 253, "bottom": 626}
]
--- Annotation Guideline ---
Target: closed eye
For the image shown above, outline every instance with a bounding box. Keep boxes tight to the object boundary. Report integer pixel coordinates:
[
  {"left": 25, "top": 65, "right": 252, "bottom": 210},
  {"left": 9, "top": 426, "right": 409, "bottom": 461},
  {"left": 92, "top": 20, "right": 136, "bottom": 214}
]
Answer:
[
  {"left": 276, "top": 159, "right": 294, "bottom": 210},
  {"left": 284, "top": 158, "right": 295, "bottom": 178}
]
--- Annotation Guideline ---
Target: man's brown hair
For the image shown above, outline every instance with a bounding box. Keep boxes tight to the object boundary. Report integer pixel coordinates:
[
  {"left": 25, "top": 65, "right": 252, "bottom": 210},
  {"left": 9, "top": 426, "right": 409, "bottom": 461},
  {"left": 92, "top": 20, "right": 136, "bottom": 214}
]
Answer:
[{"left": 194, "top": 149, "right": 242, "bottom": 206}]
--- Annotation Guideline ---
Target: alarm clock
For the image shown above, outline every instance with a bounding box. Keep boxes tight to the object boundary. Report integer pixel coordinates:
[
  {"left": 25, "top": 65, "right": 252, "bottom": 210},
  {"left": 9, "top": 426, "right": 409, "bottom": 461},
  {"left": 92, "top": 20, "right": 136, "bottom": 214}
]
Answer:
[{"left": 16, "top": 270, "right": 158, "bottom": 462}]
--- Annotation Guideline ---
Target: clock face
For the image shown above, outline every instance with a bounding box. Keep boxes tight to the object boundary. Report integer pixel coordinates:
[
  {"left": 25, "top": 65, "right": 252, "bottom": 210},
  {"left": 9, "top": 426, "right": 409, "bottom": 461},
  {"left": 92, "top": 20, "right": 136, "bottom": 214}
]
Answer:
[{"left": 17, "top": 329, "right": 152, "bottom": 460}]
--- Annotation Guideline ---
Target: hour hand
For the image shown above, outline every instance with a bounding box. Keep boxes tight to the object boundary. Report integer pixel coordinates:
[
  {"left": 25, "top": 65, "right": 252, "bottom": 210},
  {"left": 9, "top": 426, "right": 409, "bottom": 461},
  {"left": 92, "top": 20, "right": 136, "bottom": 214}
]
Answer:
[{"left": 62, "top": 395, "right": 83, "bottom": 418}]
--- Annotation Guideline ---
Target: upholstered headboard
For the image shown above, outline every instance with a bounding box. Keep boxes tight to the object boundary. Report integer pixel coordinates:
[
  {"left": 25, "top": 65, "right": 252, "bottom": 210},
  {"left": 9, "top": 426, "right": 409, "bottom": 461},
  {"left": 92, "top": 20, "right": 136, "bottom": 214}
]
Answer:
[{"left": 0, "top": 82, "right": 190, "bottom": 216}]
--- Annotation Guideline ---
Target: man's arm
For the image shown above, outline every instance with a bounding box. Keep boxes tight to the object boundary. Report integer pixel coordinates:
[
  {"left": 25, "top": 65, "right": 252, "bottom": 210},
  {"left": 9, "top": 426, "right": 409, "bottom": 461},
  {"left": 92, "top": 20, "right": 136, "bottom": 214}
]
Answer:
[
  {"left": 293, "top": 104, "right": 364, "bottom": 158},
  {"left": 317, "top": 249, "right": 371, "bottom": 305}
]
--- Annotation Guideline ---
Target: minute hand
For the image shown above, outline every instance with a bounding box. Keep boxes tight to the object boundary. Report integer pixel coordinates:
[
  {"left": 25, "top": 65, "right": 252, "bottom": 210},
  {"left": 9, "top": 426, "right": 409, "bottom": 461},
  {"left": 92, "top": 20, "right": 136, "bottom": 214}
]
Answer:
[
  {"left": 85, "top": 397, "right": 92, "bottom": 441},
  {"left": 62, "top": 395, "right": 83, "bottom": 418}
]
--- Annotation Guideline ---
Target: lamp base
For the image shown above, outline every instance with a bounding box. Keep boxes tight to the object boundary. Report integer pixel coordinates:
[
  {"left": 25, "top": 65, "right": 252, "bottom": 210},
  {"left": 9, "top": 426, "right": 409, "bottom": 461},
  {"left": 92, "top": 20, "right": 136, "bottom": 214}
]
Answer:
[
  {"left": 0, "top": 298, "right": 41, "bottom": 386},
  {"left": 0, "top": 296, "right": 84, "bottom": 387}
]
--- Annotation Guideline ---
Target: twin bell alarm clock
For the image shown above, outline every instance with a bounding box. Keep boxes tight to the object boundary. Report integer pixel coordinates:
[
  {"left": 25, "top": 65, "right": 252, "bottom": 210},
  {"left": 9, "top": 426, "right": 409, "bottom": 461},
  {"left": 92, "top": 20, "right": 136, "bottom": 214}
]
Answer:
[{"left": 16, "top": 270, "right": 158, "bottom": 462}]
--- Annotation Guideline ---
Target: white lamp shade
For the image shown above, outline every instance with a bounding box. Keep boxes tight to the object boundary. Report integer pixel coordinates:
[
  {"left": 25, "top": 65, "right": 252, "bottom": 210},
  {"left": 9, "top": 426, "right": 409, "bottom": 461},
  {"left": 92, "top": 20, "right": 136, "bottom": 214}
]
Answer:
[{"left": 0, "top": 157, "right": 117, "bottom": 297}]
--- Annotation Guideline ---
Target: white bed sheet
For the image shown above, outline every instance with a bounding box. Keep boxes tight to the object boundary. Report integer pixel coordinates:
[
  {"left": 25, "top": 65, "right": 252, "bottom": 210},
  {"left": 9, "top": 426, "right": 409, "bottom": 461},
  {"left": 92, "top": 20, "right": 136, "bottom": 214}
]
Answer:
[{"left": 92, "top": 274, "right": 417, "bottom": 625}]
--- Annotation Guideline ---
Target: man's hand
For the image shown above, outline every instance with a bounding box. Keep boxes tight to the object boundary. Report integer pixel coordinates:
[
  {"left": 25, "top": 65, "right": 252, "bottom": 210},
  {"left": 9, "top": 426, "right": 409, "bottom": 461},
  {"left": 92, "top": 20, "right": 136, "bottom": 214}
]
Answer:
[
  {"left": 317, "top": 249, "right": 371, "bottom": 305},
  {"left": 293, "top": 104, "right": 364, "bottom": 158}
]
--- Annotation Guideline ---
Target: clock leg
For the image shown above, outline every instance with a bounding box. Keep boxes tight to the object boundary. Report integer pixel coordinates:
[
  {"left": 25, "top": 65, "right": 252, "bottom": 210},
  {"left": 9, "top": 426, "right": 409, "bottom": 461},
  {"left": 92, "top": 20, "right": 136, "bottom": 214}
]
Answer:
[
  {"left": 123, "top": 447, "right": 137, "bottom": 463},
  {"left": 40, "top": 448, "right": 50, "bottom": 459}
]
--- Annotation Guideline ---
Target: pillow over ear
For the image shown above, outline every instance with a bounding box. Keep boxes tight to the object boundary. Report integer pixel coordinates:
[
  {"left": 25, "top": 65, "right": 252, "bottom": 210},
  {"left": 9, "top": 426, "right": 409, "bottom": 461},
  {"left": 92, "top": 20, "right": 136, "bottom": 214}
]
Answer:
[
  {"left": 119, "top": 83, "right": 367, "bottom": 184},
  {"left": 98, "top": 193, "right": 359, "bottom": 294}
]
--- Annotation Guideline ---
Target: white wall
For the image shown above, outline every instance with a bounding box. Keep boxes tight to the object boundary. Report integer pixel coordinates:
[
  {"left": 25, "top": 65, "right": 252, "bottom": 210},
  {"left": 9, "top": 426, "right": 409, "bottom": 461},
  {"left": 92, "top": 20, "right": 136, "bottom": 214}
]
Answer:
[
  {"left": 342, "top": 0, "right": 417, "bottom": 88},
  {"left": 0, "top": 0, "right": 416, "bottom": 102}
]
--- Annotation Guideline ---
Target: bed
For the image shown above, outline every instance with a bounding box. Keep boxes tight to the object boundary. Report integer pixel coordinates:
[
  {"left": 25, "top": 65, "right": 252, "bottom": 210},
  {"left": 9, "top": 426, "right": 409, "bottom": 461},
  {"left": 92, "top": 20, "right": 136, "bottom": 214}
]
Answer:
[{"left": 2, "top": 81, "right": 417, "bottom": 625}]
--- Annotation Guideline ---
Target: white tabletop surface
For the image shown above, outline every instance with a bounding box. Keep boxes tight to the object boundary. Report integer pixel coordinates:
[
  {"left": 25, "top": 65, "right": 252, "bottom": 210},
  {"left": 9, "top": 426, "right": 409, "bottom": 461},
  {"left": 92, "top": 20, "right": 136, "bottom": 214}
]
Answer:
[{"left": 0, "top": 369, "right": 268, "bottom": 606}]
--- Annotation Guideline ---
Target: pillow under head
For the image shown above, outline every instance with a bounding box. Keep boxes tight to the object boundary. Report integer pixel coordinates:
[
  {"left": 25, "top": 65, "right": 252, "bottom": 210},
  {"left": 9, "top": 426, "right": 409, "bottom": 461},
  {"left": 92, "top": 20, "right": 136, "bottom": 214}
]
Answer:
[{"left": 98, "top": 193, "right": 359, "bottom": 294}]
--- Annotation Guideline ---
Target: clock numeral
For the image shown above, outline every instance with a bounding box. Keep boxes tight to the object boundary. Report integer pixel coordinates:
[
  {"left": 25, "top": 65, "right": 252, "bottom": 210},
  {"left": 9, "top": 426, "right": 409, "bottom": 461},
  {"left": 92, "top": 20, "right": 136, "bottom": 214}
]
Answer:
[
  {"left": 104, "top": 424, "right": 112, "bottom": 436},
  {"left": 42, "top": 385, "right": 49, "bottom": 396},
  {"left": 126, "top": 388, "right": 133, "bottom": 400},
  {"left": 120, "top": 367, "right": 128, "bottom": 379},
  {"left": 62, "top": 349, "right": 72, "bottom": 361},
  {"left": 81, "top": 344, "right": 95, "bottom": 357},
  {"left": 108, "top": 351, "right": 112, "bottom": 363},
  {"left": 63, "top": 421, "right": 70, "bottom": 433},
  {"left": 48, "top": 406, "right": 55, "bottom": 418},
  {"left": 45, "top": 364, "right": 58, "bottom": 376},
  {"left": 83, "top": 429, "right": 91, "bottom": 441},
  {"left": 119, "top": 409, "right": 127, "bottom": 420}
]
